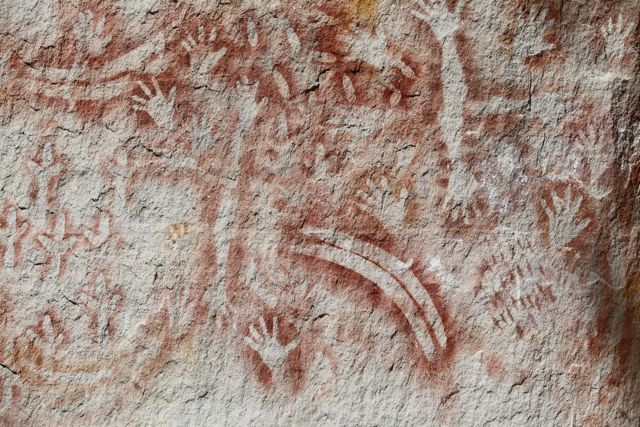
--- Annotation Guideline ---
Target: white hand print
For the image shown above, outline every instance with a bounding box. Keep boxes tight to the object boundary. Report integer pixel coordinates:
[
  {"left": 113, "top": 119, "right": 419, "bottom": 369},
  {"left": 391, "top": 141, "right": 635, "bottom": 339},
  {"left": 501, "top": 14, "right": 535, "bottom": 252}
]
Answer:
[
  {"left": 542, "top": 188, "right": 590, "bottom": 250},
  {"left": 211, "top": 305, "right": 238, "bottom": 333},
  {"left": 600, "top": 14, "right": 635, "bottom": 64},
  {"left": 37, "top": 214, "right": 77, "bottom": 282},
  {"left": 481, "top": 236, "right": 544, "bottom": 300},
  {"left": 25, "top": 314, "right": 65, "bottom": 369},
  {"left": 84, "top": 214, "right": 111, "bottom": 248},
  {"left": 181, "top": 26, "right": 227, "bottom": 87},
  {"left": 161, "top": 287, "right": 194, "bottom": 338},
  {"left": 235, "top": 77, "right": 267, "bottom": 132},
  {"left": 244, "top": 316, "right": 298, "bottom": 374},
  {"left": 26, "top": 142, "right": 63, "bottom": 227},
  {"left": 74, "top": 11, "right": 112, "bottom": 57},
  {"left": 26, "top": 142, "right": 60, "bottom": 178},
  {"left": 310, "top": 144, "right": 330, "bottom": 180},
  {"left": 0, "top": 208, "right": 26, "bottom": 270},
  {"left": 576, "top": 126, "right": 612, "bottom": 200},
  {"left": 514, "top": 5, "right": 556, "bottom": 59},
  {"left": 131, "top": 77, "right": 177, "bottom": 130},
  {"left": 187, "top": 114, "right": 219, "bottom": 154},
  {"left": 78, "top": 274, "right": 122, "bottom": 343},
  {"left": 442, "top": 164, "right": 480, "bottom": 224},
  {"left": 356, "top": 177, "right": 410, "bottom": 230},
  {"left": 412, "top": 0, "right": 466, "bottom": 42}
]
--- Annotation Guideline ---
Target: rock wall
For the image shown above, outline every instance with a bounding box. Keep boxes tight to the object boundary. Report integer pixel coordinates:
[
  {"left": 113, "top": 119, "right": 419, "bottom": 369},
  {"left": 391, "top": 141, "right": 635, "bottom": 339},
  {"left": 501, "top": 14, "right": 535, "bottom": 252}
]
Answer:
[{"left": 0, "top": 0, "right": 639, "bottom": 425}]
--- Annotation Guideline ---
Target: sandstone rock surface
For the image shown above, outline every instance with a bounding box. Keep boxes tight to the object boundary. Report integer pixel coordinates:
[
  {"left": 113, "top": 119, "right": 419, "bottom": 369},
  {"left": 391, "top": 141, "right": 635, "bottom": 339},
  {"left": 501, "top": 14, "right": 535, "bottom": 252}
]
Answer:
[{"left": 0, "top": 0, "right": 639, "bottom": 425}]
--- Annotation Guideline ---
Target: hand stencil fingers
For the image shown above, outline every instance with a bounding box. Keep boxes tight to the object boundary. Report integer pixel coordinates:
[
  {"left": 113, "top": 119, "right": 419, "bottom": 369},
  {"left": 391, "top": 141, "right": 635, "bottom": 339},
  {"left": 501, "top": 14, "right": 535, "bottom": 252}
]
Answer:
[{"left": 137, "top": 81, "right": 153, "bottom": 98}]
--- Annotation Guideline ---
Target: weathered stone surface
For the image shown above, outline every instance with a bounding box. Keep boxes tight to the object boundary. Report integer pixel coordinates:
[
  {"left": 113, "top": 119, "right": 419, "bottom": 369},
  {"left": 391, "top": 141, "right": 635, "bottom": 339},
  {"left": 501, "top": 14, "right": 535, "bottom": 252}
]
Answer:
[{"left": 0, "top": 0, "right": 639, "bottom": 425}]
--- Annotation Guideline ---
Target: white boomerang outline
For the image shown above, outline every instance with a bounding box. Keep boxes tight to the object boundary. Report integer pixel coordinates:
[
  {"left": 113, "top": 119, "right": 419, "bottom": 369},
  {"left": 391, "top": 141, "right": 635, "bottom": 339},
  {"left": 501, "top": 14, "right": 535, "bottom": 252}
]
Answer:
[{"left": 293, "top": 227, "right": 447, "bottom": 361}]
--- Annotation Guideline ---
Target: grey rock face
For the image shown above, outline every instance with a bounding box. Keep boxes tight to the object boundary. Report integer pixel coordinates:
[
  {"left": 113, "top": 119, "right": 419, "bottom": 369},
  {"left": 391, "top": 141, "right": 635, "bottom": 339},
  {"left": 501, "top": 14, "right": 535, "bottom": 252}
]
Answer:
[{"left": 0, "top": 0, "right": 639, "bottom": 425}]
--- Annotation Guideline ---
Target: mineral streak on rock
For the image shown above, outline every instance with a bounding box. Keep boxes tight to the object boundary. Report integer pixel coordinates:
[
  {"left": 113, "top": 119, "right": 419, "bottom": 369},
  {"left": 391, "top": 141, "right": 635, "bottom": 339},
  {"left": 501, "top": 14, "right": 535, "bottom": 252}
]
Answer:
[{"left": 0, "top": 0, "right": 638, "bottom": 425}]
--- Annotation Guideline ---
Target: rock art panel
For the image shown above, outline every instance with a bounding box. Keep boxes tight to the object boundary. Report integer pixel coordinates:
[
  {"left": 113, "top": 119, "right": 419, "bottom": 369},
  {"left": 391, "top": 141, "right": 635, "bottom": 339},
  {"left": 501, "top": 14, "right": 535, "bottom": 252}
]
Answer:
[{"left": 0, "top": 0, "right": 639, "bottom": 425}]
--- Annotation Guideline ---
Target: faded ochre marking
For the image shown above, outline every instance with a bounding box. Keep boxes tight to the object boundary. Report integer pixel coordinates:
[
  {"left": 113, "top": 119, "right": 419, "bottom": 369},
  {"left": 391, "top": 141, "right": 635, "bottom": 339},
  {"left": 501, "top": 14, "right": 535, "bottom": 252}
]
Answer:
[
  {"left": 347, "top": 0, "right": 378, "bottom": 21},
  {"left": 624, "top": 272, "right": 640, "bottom": 319},
  {"left": 167, "top": 223, "right": 190, "bottom": 242}
]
